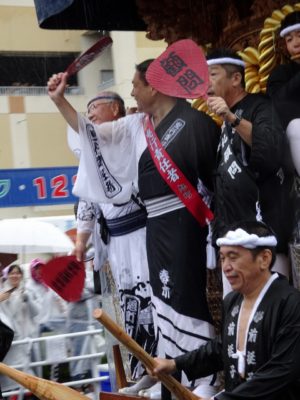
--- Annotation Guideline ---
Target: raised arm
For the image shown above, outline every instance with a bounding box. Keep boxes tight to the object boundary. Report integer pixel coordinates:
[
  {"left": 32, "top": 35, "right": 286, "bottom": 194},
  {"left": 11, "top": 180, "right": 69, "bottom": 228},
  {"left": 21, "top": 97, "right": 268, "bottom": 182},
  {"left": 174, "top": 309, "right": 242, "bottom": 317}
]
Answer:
[{"left": 47, "top": 72, "right": 78, "bottom": 132}]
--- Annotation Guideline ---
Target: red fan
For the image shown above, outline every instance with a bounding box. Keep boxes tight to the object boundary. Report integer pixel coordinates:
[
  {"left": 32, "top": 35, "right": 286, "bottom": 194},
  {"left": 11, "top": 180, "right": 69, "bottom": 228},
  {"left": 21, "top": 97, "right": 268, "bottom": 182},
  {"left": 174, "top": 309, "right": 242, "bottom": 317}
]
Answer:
[
  {"left": 66, "top": 36, "right": 113, "bottom": 77},
  {"left": 146, "top": 39, "right": 208, "bottom": 99},
  {"left": 41, "top": 255, "right": 85, "bottom": 302}
]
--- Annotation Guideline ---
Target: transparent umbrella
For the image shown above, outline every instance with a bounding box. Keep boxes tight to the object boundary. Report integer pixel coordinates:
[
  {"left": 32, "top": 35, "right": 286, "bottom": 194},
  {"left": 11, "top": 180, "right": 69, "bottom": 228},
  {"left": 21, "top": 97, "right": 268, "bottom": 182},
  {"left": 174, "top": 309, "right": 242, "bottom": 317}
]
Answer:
[{"left": 0, "top": 218, "right": 74, "bottom": 255}]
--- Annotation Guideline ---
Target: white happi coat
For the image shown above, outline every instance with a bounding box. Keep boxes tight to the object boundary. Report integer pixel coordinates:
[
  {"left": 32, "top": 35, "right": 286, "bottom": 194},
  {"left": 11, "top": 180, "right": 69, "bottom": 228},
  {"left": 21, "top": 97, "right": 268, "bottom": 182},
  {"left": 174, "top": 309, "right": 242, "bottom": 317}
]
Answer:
[{"left": 73, "top": 112, "right": 146, "bottom": 204}]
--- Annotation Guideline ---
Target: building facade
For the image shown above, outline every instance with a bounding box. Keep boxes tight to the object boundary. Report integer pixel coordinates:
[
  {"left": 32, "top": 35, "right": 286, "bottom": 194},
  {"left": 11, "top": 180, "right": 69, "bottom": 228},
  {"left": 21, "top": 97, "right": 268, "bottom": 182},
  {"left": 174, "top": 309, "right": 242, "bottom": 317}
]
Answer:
[{"left": 0, "top": 0, "right": 165, "bottom": 219}]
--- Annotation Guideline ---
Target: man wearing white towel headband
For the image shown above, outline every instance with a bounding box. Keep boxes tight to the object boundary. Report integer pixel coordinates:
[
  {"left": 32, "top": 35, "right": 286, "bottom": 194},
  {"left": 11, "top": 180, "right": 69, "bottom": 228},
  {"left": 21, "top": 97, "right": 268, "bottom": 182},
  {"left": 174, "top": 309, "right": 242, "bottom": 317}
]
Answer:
[
  {"left": 151, "top": 220, "right": 300, "bottom": 400},
  {"left": 205, "top": 48, "right": 295, "bottom": 284}
]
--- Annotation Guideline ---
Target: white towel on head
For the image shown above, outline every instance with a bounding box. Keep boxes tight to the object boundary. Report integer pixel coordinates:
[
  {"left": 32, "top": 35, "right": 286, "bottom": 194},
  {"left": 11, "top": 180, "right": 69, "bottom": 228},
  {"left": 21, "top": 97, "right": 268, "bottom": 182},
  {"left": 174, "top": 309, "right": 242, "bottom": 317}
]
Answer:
[{"left": 216, "top": 228, "right": 277, "bottom": 249}]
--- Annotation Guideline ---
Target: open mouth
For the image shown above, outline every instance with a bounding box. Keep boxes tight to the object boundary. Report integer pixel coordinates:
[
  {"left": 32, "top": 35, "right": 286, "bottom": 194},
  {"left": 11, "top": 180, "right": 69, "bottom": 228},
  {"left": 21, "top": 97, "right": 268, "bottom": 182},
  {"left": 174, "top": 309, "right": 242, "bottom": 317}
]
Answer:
[{"left": 226, "top": 275, "right": 238, "bottom": 284}]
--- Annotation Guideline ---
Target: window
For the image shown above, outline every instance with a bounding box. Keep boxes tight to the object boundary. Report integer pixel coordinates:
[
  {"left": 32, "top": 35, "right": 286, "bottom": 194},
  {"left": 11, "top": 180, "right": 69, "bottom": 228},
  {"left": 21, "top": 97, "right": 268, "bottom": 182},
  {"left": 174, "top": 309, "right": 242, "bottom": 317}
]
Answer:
[
  {"left": 0, "top": 52, "right": 79, "bottom": 87},
  {"left": 100, "top": 69, "right": 114, "bottom": 85}
]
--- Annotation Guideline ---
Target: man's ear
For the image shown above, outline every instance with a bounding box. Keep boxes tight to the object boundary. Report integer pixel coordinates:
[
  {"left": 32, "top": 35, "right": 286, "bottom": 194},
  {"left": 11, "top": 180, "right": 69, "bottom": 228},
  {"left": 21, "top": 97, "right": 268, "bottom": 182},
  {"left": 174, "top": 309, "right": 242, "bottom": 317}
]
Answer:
[
  {"left": 232, "top": 71, "right": 243, "bottom": 88},
  {"left": 150, "top": 85, "right": 158, "bottom": 96},
  {"left": 111, "top": 101, "right": 120, "bottom": 117},
  {"left": 259, "top": 249, "right": 273, "bottom": 271}
]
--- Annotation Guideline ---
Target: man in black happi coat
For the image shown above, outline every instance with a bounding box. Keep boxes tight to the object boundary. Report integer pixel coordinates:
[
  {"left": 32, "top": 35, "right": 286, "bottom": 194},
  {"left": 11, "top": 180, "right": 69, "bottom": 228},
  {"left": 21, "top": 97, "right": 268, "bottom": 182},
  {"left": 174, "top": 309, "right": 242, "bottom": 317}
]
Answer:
[{"left": 151, "top": 220, "right": 300, "bottom": 400}]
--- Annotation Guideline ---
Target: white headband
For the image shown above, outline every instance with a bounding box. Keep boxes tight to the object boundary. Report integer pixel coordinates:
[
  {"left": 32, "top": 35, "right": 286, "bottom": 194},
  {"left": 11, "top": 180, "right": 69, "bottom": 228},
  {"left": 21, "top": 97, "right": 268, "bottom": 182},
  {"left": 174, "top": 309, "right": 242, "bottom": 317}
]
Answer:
[
  {"left": 280, "top": 23, "right": 300, "bottom": 37},
  {"left": 216, "top": 228, "right": 277, "bottom": 249},
  {"left": 207, "top": 57, "right": 245, "bottom": 68}
]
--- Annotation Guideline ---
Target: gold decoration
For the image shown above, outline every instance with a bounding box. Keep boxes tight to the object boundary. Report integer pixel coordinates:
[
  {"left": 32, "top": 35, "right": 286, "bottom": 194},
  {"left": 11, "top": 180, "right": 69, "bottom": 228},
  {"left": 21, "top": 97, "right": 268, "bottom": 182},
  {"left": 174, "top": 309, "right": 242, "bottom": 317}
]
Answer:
[
  {"left": 192, "top": 98, "right": 223, "bottom": 127},
  {"left": 239, "top": 2, "right": 300, "bottom": 93},
  {"left": 238, "top": 47, "right": 261, "bottom": 93}
]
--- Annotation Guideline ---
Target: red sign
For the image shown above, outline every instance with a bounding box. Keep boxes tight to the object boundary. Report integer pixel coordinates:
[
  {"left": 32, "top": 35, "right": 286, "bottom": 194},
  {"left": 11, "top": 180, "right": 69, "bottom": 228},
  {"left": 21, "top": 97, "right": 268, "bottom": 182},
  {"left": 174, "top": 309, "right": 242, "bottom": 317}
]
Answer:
[{"left": 41, "top": 256, "right": 85, "bottom": 302}]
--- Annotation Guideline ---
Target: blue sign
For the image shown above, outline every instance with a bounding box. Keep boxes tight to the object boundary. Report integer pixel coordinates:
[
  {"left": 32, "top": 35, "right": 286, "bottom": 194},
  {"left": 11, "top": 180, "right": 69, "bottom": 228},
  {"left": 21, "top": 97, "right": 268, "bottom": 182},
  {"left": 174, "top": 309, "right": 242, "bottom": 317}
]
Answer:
[{"left": 0, "top": 167, "right": 78, "bottom": 208}]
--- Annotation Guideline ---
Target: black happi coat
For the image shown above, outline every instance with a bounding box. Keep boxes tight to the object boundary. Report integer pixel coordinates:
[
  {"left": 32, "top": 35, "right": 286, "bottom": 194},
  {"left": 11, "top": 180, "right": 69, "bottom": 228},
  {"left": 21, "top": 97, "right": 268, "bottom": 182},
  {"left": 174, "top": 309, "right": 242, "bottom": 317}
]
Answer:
[
  {"left": 267, "top": 61, "right": 300, "bottom": 130},
  {"left": 0, "top": 320, "right": 14, "bottom": 399},
  {"left": 138, "top": 99, "right": 220, "bottom": 331},
  {"left": 213, "top": 93, "right": 294, "bottom": 253},
  {"left": 175, "top": 275, "right": 300, "bottom": 400},
  {"left": 267, "top": 62, "right": 300, "bottom": 237}
]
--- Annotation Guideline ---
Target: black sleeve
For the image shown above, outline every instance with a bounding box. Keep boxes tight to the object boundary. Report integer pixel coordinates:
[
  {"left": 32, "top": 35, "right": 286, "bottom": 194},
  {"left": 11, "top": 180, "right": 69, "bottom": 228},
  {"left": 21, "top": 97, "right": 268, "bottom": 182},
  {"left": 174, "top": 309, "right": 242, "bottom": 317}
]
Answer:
[
  {"left": 194, "top": 111, "right": 220, "bottom": 192},
  {"left": 0, "top": 320, "right": 14, "bottom": 361},
  {"left": 175, "top": 336, "right": 224, "bottom": 381},
  {"left": 267, "top": 64, "right": 300, "bottom": 99},
  {"left": 248, "top": 98, "right": 284, "bottom": 178}
]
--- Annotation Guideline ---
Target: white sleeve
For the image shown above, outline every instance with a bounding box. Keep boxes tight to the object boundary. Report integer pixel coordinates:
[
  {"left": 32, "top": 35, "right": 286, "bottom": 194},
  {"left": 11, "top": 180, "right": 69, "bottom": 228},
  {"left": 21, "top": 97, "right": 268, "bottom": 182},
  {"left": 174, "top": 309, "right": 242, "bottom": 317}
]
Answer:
[
  {"left": 73, "top": 112, "right": 144, "bottom": 204},
  {"left": 76, "top": 198, "right": 96, "bottom": 234},
  {"left": 286, "top": 119, "right": 300, "bottom": 176}
]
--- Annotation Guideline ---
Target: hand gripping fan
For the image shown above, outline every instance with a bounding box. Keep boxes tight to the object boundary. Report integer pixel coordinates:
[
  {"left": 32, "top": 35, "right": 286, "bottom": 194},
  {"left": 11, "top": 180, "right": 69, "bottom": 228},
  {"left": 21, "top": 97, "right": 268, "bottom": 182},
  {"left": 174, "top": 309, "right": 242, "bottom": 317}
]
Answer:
[{"left": 41, "top": 255, "right": 85, "bottom": 302}]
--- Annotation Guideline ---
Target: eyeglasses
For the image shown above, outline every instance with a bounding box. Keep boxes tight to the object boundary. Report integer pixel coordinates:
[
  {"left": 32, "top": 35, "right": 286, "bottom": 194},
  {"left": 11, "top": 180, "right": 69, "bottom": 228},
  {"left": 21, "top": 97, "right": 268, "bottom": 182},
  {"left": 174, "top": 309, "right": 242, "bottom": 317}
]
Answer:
[{"left": 87, "top": 101, "right": 112, "bottom": 115}]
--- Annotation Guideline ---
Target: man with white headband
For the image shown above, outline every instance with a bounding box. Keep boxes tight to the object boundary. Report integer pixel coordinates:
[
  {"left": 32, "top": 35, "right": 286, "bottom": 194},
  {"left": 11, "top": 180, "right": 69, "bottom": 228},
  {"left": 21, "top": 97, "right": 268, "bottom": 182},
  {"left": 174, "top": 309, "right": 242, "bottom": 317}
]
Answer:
[
  {"left": 205, "top": 48, "right": 294, "bottom": 289},
  {"left": 267, "top": 11, "right": 300, "bottom": 138},
  {"left": 69, "top": 91, "right": 158, "bottom": 391},
  {"left": 267, "top": 11, "right": 300, "bottom": 251},
  {"left": 150, "top": 220, "right": 300, "bottom": 400}
]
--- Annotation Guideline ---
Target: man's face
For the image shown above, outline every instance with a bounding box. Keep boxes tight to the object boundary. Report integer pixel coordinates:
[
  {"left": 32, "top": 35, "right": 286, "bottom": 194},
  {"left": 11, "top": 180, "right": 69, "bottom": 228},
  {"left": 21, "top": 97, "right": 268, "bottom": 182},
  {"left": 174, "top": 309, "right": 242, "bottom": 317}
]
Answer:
[
  {"left": 131, "top": 71, "right": 152, "bottom": 112},
  {"left": 207, "top": 65, "right": 233, "bottom": 100},
  {"left": 219, "top": 245, "right": 266, "bottom": 295},
  {"left": 285, "top": 29, "right": 300, "bottom": 62},
  {"left": 86, "top": 99, "right": 116, "bottom": 124}
]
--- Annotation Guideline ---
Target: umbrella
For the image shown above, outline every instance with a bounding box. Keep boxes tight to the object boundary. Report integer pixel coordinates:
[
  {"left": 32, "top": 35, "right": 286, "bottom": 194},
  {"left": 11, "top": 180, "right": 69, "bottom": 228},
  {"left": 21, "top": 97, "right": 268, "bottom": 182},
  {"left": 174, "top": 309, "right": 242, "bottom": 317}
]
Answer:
[{"left": 0, "top": 218, "right": 74, "bottom": 254}]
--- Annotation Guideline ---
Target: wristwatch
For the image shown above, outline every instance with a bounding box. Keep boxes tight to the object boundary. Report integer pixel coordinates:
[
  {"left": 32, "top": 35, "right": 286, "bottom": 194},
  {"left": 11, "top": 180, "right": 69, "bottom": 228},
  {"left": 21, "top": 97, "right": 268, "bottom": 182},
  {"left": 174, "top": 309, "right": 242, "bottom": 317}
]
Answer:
[{"left": 231, "top": 112, "right": 242, "bottom": 128}]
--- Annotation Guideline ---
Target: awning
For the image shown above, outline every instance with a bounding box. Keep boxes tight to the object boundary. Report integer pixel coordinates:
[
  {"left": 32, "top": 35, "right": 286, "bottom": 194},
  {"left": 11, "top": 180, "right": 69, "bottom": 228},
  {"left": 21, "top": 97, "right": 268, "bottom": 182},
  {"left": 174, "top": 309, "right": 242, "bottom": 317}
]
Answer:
[
  {"left": 32, "top": 0, "right": 227, "bottom": 45},
  {"left": 32, "top": 1, "right": 290, "bottom": 51},
  {"left": 33, "top": 0, "right": 146, "bottom": 31}
]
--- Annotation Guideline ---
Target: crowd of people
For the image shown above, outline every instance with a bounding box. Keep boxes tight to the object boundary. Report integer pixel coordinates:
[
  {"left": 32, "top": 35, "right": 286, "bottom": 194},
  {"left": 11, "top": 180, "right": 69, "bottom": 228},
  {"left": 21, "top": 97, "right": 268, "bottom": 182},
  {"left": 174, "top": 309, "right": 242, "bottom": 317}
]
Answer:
[
  {"left": 0, "top": 258, "right": 101, "bottom": 395},
  {"left": 0, "top": 9, "right": 299, "bottom": 400}
]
